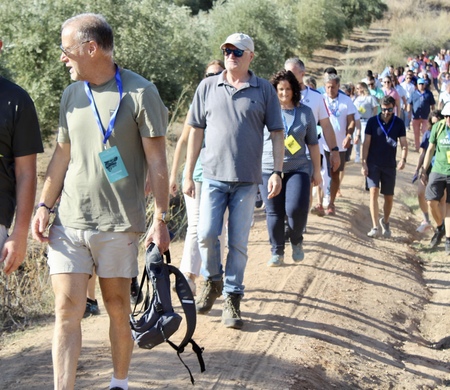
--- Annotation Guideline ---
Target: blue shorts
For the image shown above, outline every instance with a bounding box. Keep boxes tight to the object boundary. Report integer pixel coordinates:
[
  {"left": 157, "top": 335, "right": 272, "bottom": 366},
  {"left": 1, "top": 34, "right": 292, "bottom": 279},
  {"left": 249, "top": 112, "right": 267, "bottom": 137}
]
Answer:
[{"left": 366, "top": 164, "right": 396, "bottom": 195}]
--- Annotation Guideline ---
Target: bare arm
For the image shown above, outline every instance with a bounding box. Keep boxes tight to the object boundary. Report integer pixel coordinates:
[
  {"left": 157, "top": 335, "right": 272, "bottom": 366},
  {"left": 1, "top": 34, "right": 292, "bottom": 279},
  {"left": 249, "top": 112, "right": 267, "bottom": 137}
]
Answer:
[
  {"left": 397, "top": 136, "right": 408, "bottom": 170},
  {"left": 319, "top": 117, "right": 340, "bottom": 172},
  {"left": 267, "top": 129, "right": 284, "bottom": 199},
  {"left": 420, "top": 143, "right": 436, "bottom": 185},
  {"left": 343, "top": 114, "right": 355, "bottom": 149},
  {"left": 142, "top": 136, "right": 170, "bottom": 252},
  {"left": 361, "top": 134, "right": 371, "bottom": 176},
  {"left": 31, "top": 143, "right": 70, "bottom": 243},
  {"left": 1, "top": 154, "right": 37, "bottom": 275},
  {"left": 169, "top": 113, "right": 191, "bottom": 196},
  {"left": 307, "top": 143, "right": 322, "bottom": 187},
  {"left": 182, "top": 126, "right": 204, "bottom": 199}
]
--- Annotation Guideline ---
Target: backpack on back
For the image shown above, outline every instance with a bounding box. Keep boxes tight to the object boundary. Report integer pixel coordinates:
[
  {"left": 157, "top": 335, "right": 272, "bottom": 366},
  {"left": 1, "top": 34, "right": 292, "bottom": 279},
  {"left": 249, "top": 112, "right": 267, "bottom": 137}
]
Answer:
[{"left": 129, "top": 243, "right": 205, "bottom": 384}]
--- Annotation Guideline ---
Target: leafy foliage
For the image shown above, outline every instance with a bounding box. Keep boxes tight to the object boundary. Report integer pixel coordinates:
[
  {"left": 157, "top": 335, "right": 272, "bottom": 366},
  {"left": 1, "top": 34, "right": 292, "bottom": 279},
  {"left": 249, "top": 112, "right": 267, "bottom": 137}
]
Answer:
[{"left": 0, "top": 0, "right": 388, "bottom": 142}]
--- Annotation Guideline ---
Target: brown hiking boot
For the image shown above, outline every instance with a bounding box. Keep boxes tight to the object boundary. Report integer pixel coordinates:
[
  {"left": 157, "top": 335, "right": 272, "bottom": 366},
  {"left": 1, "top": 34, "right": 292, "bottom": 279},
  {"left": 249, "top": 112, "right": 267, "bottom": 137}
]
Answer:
[
  {"left": 195, "top": 279, "right": 223, "bottom": 314},
  {"left": 222, "top": 294, "right": 243, "bottom": 329}
]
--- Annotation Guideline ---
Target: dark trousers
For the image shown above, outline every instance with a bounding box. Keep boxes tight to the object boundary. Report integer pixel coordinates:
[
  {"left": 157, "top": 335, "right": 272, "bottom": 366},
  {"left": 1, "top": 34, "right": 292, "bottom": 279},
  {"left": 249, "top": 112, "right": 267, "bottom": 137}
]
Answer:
[{"left": 260, "top": 171, "right": 310, "bottom": 256}]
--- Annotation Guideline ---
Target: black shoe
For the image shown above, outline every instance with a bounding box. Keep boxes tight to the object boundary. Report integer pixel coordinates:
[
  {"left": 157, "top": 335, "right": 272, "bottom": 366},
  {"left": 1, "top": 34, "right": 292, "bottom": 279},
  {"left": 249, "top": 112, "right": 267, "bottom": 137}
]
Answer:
[
  {"left": 430, "top": 225, "right": 445, "bottom": 248},
  {"left": 130, "top": 277, "right": 143, "bottom": 305},
  {"left": 84, "top": 298, "right": 100, "bottom": 318},
  {"left": 110, "top": 388, "right": 124, "bottom": 390}
]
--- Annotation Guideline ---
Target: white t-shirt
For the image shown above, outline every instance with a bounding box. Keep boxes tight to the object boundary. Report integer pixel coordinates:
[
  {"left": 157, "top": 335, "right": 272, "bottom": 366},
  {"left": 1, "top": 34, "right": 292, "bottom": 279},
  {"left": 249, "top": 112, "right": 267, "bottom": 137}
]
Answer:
[
  {"left": 322, "top": 92, "right": 356, "bottom": 152},
  {"left": 300, "top": 86, "right": 329, "bottom": 123}
]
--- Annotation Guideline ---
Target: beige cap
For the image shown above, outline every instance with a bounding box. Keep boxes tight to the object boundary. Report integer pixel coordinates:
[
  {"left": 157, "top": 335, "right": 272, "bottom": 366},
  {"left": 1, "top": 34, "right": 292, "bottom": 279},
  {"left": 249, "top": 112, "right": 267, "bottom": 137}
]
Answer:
[{"left": 220, "top": 33, "right": 254, "bottom": 52}]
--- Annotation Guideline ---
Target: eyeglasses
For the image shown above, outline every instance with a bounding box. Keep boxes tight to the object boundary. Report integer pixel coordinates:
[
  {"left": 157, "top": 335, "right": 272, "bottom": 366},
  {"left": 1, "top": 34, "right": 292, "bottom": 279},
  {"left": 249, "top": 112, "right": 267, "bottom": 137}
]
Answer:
[
  {"left": 222, "top": 48, "right": 245, "bottom": 57},
  {"left": 368, "top": 83, "right": 374, "bottom": 87},
  {"left": 381, "top": 107, "right": 394, "bottom": 113},
  {"left": 445, "top": 115, "right": 450, "bottom": 118},
  {"left": 60, "top": 40, "right": 90, "bottom": 56},
  {"left": 205, "top": 71, "right": 223, "bottom": 78},
  {"left": 383, "top": 81, "right": 391, "bottom": 84}
]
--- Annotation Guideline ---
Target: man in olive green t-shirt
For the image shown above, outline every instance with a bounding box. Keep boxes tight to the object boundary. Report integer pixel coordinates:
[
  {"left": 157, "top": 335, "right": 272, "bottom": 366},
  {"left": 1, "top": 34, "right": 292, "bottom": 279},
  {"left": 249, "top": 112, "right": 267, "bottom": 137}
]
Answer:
[{"left": 421, "top": 103, "right": 450, "bottom": 253}]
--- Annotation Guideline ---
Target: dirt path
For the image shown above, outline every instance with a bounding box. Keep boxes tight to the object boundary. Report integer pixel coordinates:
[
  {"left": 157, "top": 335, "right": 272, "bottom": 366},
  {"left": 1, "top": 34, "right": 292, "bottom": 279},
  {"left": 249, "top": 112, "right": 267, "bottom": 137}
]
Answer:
[{"left": 2, "top": 26, "right": 450, "bottom": 390}]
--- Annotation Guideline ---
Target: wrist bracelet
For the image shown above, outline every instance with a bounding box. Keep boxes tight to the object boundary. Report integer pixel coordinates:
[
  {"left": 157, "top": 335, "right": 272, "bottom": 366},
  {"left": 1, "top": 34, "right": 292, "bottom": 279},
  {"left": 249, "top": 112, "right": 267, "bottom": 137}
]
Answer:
[{"left": 38, "top": 202, "right": 55, "bottom": 213}]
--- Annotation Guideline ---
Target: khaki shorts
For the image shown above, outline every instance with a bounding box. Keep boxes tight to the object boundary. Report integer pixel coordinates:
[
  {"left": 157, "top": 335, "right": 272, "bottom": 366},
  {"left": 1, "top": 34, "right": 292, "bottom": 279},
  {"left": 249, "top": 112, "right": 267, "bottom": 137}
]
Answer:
[{"left": 47, "top": 224, "right": 140, "bottom": 278}]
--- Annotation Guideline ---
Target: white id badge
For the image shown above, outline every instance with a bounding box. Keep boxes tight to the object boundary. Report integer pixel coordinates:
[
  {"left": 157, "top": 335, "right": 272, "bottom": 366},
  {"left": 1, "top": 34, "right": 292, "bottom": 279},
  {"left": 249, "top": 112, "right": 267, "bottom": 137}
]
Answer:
[{"left": 99, "top": 146, "right": 129, "bottom": 183}]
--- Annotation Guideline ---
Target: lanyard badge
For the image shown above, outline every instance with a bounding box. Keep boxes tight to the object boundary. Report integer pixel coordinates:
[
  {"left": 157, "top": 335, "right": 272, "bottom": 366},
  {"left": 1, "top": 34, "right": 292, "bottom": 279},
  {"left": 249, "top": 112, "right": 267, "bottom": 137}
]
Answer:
[
  {"left": 377, "top": 114, "right": 397, "bottom": 148},
  {"left": 84, "top": 66, "right": 129, "bottom": 183}
]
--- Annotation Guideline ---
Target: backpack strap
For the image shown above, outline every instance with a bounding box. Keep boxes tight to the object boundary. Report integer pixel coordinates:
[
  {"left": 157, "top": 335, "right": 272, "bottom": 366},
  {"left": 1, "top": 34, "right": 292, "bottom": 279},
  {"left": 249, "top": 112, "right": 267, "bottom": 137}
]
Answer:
[{"left": 168, "top": 264, "right": 206, "bottom": 381}]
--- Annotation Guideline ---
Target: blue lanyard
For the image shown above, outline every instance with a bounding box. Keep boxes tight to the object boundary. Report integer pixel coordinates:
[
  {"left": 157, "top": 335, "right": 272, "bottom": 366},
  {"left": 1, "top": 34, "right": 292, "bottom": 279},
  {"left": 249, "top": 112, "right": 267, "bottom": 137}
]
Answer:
[
  {"left": 326, "top": 95, "right": 339, "bottom": 116},
  {"left": 376, "top": 114, "right": 396, "bottom": 138},
  {"left": 84, "top": 66, "right": 123, "bottom": 145},
  {"left": 281, "top": 107, "right": 296, "bottom": 137}
]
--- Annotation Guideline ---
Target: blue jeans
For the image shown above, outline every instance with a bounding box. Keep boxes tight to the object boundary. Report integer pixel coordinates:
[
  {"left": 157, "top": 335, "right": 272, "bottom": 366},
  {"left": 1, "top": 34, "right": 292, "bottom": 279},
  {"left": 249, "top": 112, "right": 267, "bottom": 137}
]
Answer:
[
  {"left": 197, "top": 178, "right": 258, "bottom": 296},
  {"left": 260, "top": 172, "right": 310, "bottom": 256}
]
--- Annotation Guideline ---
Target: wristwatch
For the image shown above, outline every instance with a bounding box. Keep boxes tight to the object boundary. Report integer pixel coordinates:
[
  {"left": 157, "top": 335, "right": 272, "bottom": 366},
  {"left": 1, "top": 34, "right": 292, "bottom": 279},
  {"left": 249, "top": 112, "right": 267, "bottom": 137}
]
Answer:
[
  {"left": 37, "top": 202, "right": 55, "bottom": 213},
  {"left": 271, "top": 170, "right": 284, "bottom": 178},
  {"left": 331, "top": 146, "right": 339, "bottom": 152},
  {"left": 157, "top": 211, "right": 171, "bottom": 224}
]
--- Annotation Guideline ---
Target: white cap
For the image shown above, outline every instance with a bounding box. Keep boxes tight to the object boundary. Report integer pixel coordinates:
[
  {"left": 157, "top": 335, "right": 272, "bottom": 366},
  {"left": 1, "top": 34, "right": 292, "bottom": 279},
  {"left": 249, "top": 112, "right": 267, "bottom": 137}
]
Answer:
[
  {"left": 220, "top": 33, "right": 254, "bottom": 52},
  {"left": 442, "top": 102, "right": 450, "bottom": 116}
]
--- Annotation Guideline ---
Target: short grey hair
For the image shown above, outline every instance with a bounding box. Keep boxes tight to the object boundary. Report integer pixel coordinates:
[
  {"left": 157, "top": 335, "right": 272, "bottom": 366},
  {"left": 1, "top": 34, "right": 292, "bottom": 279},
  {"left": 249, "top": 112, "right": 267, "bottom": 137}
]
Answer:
[
  {"left": 62, "top": 13, "right": 114, "bottom": 54},
  {"left": 284, "top": 57, "right": 305, "bottom": 72},
  {"left": 324, "top": 73, "right": 340, "bottom": 84}
]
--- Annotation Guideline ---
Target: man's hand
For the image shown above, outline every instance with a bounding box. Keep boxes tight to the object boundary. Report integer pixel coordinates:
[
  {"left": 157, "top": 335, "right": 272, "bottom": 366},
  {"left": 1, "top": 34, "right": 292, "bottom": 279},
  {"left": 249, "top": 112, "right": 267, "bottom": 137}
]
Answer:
[
  {"left": 31, "top": 208, "right": 51, "bottom": 243},
  {"left": 267, "top": 174, "right": 282, "bottom": 199},
  {"left": 144, "top": 220, "right": 170, "bottom": 253},
  {"left": 361, "top": 162, "right": 368, "bottom": 177},
  {"left": 397, "top": 159, "right": 406, "bottom": 170},
  {"left": 1, "top": 232, "right": 27, "bottom": 275},
  {"left": 311, "top": 170, "right": 322, "bottom": 187},
  {"left": 342, "top": 135, "right": 352, "bottom": 150},
  {"left": 420, "top": 170, "right": 428, "bottom": 186},
  {"left": 330, "top": 150, "right": 340, "bottom": 172}
]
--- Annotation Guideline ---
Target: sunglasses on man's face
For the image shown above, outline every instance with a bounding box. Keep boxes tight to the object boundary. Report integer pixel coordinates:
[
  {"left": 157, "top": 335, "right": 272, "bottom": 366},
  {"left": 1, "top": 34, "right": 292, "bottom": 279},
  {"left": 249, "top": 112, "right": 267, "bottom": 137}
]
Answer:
[
  {"left": 222, "top": 48, "right": 245, "bottom": 57},
  {"left": 381, "top": 107, "right": 394, "bottom": 113}
]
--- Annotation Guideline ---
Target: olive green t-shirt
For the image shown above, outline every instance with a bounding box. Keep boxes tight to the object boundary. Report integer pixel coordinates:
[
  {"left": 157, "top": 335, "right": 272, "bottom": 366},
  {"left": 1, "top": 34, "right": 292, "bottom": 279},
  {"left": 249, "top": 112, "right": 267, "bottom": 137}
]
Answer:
[{"left": 54, "top": 68, "right": 167, "bottom": 232}]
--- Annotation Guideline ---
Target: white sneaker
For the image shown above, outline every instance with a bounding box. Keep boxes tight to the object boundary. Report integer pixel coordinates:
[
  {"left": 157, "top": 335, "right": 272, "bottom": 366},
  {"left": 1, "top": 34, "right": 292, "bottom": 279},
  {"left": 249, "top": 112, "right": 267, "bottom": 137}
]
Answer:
[
  {"left": 416, "top": 221, "right": 432, "bottom": 233},
  {"left": 367, "top": 227, "right": 379, "bottom": 237}
]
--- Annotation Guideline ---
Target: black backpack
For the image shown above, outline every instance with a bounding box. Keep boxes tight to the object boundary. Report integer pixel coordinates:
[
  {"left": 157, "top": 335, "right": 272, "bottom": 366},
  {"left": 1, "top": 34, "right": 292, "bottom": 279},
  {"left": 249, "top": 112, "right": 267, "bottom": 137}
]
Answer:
[{"left": 129, "top": 243, "right": 205, "bottom": 384}]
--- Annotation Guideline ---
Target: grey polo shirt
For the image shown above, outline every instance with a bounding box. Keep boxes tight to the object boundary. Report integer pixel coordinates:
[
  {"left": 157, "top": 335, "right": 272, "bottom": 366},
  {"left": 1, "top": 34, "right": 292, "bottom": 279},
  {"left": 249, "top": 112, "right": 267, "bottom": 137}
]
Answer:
[{"left": 188, "top": 70, "right": 283, "bottom": 184}]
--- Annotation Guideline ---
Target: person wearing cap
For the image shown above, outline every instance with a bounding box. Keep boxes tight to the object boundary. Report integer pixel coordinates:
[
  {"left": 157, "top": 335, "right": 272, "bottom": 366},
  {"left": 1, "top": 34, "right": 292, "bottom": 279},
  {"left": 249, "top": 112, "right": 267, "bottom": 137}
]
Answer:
[
  {"left": 407, "top": 77, "right": 436, "bottom": 151},
  {"left": 361, "top": 96, "right": 407, "bottom": 238},
  {"left": 183, "top": 32, "right": 284, "bottom": 329},
  {"left": 0, "top": 40, "right": 43, "bottom": 276},
  {"left": 420, "top": 102, "right": 450, "bottom": 253}
]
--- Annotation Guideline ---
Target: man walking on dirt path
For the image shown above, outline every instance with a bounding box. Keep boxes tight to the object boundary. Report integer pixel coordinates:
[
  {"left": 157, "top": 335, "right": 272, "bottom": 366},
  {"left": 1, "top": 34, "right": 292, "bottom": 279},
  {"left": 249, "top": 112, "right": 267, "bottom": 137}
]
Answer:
[
  {"left": 183, "top": 33, "right": 284, "bottom": 330},
  {"left": 420, "top": 102, "right": 450, "bottom": 253},
  {"left": 0, "top": 39, "right": 43, "bottom": 276},
  {"left": 31, "top": 13, "right": 170, "bottom": 390},
  {"left": 322, "top": 73, "right": 356, "bottom": 216},
  {"left": 361, "top": 96, "right": 407, "bottom": 238}
]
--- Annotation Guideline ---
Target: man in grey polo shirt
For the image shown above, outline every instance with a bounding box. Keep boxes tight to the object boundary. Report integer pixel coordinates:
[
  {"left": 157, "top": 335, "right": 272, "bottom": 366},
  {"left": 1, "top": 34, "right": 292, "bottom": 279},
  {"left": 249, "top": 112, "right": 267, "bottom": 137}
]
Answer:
[{"left": 183, "top": 33, "right": 284, "bottom": 329}]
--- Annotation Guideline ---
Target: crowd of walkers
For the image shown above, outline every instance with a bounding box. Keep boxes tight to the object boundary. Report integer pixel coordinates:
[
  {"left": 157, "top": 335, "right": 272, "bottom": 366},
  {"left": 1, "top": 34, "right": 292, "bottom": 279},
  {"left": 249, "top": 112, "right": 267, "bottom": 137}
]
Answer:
[{"left": 3, "top": 13, "right": 450, "bottom": 388}]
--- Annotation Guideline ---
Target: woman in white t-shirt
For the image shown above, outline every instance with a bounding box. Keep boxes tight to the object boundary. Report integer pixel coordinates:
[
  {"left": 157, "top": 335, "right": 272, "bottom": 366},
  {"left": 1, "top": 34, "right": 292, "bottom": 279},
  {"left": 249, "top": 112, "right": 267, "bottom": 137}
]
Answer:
[{"left": 353, "top": 82, "right": 379, "bottom": 162}]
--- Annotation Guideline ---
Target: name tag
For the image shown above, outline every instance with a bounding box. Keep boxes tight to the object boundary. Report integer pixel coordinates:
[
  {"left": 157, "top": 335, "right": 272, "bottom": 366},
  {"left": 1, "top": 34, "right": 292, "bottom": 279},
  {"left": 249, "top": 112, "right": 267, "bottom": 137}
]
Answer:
[
  {"left": 99, "top": 146, "right": 129, "bottom": 183},
  {"left": 285, "top": 135, "right": 301, "bottom": 155}
]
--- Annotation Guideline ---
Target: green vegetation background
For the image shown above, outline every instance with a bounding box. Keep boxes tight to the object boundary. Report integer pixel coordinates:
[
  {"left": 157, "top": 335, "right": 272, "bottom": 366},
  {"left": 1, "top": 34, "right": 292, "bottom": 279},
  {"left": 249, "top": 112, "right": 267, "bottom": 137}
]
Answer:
[{"left": 0, "top": 0, "right": 387, "bottom": 141}]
